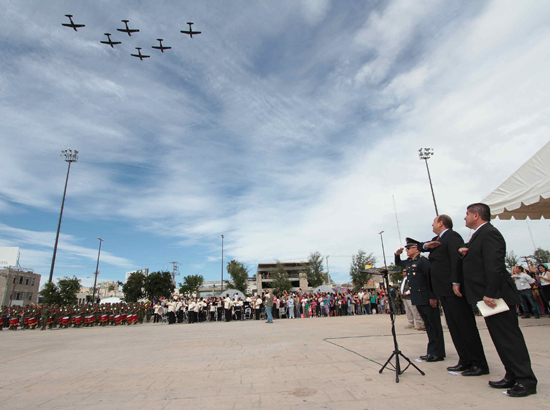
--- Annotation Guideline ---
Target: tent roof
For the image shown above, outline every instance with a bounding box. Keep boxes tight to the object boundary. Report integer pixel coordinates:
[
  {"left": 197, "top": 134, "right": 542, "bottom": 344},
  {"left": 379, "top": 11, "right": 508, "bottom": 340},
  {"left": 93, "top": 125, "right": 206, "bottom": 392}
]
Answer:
[{"left": 482, "top": 140, "right": 550, "bottom": 220}]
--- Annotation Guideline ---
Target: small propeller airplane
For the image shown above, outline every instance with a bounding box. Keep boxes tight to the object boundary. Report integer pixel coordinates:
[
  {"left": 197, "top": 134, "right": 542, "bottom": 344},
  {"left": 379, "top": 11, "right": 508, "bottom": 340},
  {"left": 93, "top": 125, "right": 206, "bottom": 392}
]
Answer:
[
  {"left": 100, "top": 33, "right": 121, "bottom": 48},
  {"left": 62, "top": 15, "right": 85, "bottom": 31},
  {"left": 131, "top": 47, "right": 150, "bottom": 60},
  {"left": 117, "top": 20, "right": 140, "bottom": 36},
  {"left": 180, "top": 22, "right": 201, "bottom": 38},
  {"left": 152, "top": 38, "right": 171, "bottom": 52}
]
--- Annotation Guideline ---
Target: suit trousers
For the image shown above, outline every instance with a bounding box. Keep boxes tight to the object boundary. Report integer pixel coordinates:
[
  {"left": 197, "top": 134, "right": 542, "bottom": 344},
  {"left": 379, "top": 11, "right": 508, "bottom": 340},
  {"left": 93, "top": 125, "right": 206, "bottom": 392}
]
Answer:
[
  {"left": 484, "top": 307, "right": 537, "bottom": 388},
  {"left": 440, "top": 295, "right": 487, "bottom": 367},
  {"left": 416, "top": 304, "right": 445, "bottom": 357}
]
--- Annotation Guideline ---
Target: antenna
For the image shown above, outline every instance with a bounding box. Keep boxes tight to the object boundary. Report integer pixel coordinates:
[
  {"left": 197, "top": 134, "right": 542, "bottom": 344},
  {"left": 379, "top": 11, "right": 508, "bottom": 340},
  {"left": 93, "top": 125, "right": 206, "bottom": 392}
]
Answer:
[
  {"left": 169, "top": 261, "right": 180, "bottom": 286},
  {"left": 392, "top": 195, "right": 402, "bottom": 245}
]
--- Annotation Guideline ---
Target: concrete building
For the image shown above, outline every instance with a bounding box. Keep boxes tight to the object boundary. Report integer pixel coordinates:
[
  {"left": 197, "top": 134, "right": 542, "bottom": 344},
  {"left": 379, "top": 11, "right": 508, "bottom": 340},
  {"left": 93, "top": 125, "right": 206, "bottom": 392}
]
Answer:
[
  {"left": 0, "top": 268, "right": 41, "bottom": 307},
  {"left": 195, "top": 279, "right": 257, "bottom": 298},
  {"left": 256, "top": 262, "right": 309, "bottom": 294}
]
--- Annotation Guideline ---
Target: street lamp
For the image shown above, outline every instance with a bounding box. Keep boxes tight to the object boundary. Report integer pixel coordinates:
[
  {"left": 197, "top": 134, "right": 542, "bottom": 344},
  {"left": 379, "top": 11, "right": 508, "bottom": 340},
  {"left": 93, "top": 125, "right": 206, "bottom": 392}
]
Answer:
[
  {"left": 326, "top": 255, "right": 330, "bottom": 284},
  {"left": 221, "top": 235, "right": 224, "bottom": 294},
  {"left": 92, "top": 238, "right": 104, "bottom": 304},
  {"left": 49, "top": 148, "right": 79, "bottom": 283},
  {"left": 418, "top": 148, "right": 439, "bottom": 216}
]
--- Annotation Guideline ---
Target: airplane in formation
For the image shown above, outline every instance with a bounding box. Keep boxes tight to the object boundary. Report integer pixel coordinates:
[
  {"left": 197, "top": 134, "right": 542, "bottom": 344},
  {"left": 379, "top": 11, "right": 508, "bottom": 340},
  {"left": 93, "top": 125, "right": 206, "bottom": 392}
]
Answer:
[
  {"left": 100, "top": 33, "right": 121, "bottom": 48},
  {"left": 131, "top": 47, "right": 150, "bottom": 60},
  {"left": 152, "top": 38, "right": 171, "bottom": 52},
  {"left": 62, "top": 15, "right": 85, "bottom": 31},
  {"left": 117, "top": 20, "right": 139, "bottom": 36},
  {"left": 180, "top": 22, "right": 201, "bottom": 38}
]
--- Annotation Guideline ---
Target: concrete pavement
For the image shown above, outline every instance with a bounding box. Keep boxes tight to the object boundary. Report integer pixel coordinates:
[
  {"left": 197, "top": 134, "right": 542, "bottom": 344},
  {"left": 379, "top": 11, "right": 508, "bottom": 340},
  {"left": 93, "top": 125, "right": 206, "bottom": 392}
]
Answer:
[{"left": 0, "top": 314, "right": 548, "bottom": 409}]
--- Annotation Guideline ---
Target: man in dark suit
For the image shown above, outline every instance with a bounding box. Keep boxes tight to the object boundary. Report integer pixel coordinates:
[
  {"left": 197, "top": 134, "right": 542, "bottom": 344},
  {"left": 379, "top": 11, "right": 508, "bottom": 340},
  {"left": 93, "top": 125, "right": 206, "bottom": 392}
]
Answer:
[
  {"left": 421, "top": 215, "right": 489, "bottom": 376},
  {"left": 395, "top": 239, "right": 445, "bottom": 361},
  {"left": 459, "top": 203, "right": 537, "bottom": 397}
]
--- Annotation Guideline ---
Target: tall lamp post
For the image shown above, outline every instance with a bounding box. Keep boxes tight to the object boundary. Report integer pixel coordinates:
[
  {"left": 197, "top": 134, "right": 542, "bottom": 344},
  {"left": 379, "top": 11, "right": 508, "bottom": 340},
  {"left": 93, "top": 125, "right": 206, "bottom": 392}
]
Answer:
[
  {"left": 220, "top": 235, "right": 224, "bottom": 294},
  {"left": 49, "top": 148, "right": 79, "bottom": 283},
  {"left": 92, "top": 237, "right": 104, "bottom": 303},
  {"left": 326, "top": 255, "right": 330, "bottom": 284},
  {"left": 418, "top": 148, "right": 439, "bottom": 216}
]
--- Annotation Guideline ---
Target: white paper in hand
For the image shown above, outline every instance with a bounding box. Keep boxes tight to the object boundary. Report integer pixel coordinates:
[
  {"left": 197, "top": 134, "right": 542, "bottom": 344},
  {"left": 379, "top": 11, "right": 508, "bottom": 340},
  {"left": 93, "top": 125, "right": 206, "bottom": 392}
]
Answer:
[{"left": 476, "top": 298, "right": 509, "bottom": 317}]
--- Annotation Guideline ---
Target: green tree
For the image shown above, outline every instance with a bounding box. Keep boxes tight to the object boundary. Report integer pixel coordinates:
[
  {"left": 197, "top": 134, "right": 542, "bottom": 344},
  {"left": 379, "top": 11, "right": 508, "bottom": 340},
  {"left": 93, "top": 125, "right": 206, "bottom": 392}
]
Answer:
[
  {"left": 144, "top": 271, "right": 174, "bottom": 299},
  {"left": 107, "top": 283, "right": 115, "bottom": 295},
  {"left": 531, "top": 248, "right": 550, "bottom": 266},
  {"left": 122, "top": 272, "right": 146, "bottom": 302},
  {"left": 179, "top": 274, "right": 204, "bottom": 297},
  {"left": 57, "top": 276, "right": 81, "bottom": 305},
  {"left": 39, "top": 281, "right": 62, "bottom": 305},
  {"left": 271, "top": 260, "right": 293, "bottom": 295},
  {"left": 349, "top": 250, "right": 377, "bottom": 291},
  {"left": 225, "top": 260, "right": 250, "bottom": 294},
  {"left": 306, "top": 251, "right": 325, "bottom": 288},
  {"left": 505, "top": 250, "right": 519, "bottom": 270},
  {"left": 388, "top": 264, "right": 403, "bottom": 283}
]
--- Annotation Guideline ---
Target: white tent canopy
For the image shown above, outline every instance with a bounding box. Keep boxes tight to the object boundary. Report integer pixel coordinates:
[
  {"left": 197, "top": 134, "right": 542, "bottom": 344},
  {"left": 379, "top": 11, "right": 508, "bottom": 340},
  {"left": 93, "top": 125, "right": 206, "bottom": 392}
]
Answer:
[{"left": 482, "top": 140, "right": 550, "bottom": 220}]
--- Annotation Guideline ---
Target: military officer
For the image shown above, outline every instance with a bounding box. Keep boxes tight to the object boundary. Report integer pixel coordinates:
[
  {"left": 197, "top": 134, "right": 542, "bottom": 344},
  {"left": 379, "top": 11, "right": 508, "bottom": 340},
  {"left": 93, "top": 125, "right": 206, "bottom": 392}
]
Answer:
[{"left": 395, "top": 238, "right": 445, "bottom": 361}]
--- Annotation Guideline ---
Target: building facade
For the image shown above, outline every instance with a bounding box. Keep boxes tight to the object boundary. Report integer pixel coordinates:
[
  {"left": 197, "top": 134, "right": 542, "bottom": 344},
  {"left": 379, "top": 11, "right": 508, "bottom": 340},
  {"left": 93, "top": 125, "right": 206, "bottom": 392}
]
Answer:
[
  {"left": 0, "top": 268, "right": 41, "bottom": 307},
  {"left": 256, "top": 262, "right": 310, "bottom": 294}
]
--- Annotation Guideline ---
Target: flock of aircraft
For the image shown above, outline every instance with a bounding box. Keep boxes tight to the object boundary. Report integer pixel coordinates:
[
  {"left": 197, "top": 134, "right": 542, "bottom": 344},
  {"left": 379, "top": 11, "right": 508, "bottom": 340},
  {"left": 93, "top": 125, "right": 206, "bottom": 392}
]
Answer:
[{"left": 62, "top": 14, "right": 201, "bottom": 60}]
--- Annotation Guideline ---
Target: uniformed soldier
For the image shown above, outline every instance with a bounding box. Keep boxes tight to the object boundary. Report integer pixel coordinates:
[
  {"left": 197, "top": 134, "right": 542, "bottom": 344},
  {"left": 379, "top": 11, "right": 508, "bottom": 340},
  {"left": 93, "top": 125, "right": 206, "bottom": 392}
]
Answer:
[{"left": 395, "top": 238, "right": 445, "bottom": 361}]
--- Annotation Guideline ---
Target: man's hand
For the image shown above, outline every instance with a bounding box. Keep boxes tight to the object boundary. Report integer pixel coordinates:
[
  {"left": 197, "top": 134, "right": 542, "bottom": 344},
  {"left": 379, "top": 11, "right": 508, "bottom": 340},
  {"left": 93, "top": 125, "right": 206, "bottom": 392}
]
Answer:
[
  {"left": 453, "top": 284, "right": 462, "bottom": 297},
  {"left": 429, "top": 299, "right": 438, "bottom": 308},
  {"left": 395, "top": 247, "right": 404, "bottom": 255},
  {"left": 483, "top": 296, "right": 496, "bottom": 309},
  {"left": 424, "top": 241, "right": 441, "bottom": 249},
  {"left": 458, "top": 247, "right": 469, "bottom": 256}
]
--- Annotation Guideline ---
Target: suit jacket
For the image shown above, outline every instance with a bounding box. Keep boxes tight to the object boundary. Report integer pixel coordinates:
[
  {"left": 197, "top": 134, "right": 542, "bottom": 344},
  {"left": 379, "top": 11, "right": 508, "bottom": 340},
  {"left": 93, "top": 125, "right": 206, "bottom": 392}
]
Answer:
[
  {"left": 421, "top": 229, "right": 464, "bottom": 297},
  {"left": 461, "top": 223, "right": 520, "bottom": 306}
]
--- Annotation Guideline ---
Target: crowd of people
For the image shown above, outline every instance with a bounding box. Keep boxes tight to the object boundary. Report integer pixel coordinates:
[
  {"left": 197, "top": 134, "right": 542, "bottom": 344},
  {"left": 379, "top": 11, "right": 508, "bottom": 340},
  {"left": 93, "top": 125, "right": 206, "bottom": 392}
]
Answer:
[
  {"left": 0, "top": 302, "right": 151, "bottom": 330},
  {"left": 149, "top": 288, "right": 399, "bottom": 324}
]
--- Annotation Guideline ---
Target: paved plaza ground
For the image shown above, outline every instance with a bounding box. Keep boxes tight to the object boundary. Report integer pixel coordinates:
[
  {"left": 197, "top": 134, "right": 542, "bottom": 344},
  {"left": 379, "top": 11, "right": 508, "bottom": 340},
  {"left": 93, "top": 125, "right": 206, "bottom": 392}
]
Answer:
[{"left": 1, "top": 314, "right": 548, "bottom": 410}]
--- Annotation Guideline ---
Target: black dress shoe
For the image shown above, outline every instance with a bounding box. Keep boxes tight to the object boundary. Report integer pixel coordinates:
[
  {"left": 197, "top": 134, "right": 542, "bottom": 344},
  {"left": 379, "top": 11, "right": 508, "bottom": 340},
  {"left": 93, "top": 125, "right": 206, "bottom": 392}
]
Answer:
[
  {"left": 506, "top": 383, "right": 536, "bottom": 397},
  {"left": 447, "top": 363, "right": 471, "bottom": 372},
  {"left": 420, "top": 355, "right": 429, "bottom": 361},
  {"left": 461, "top": 365, "right": 489, "bottom": 376},
  {"left": 425, "top": 354, "right": 444, "bottom": 362},
  {"left": 488, "top": 378, "right": 515, "bottom": 389}
]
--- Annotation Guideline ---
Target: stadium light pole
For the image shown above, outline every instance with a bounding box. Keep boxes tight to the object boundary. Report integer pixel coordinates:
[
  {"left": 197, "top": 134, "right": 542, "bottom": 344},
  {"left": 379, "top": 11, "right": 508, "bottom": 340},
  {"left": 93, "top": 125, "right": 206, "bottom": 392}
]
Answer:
[
  {"left": 221, "top": 235, "right": 224, "bottom": 294},
  {"left": 92, "top": 238, "right": 104, "bottom": 304},
  {"left": 418, "top": 148, "right": 439, "bottom": 216},
  {"left": 49, "top": 148, "right": 79, "bottom": 283}
]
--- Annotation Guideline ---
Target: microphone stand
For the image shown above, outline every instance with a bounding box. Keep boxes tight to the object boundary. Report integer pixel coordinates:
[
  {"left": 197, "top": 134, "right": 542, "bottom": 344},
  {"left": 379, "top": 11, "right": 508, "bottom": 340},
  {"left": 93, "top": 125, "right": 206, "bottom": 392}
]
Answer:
[{"left": 377, "top": 231, "right": 425, "bottom": 383}]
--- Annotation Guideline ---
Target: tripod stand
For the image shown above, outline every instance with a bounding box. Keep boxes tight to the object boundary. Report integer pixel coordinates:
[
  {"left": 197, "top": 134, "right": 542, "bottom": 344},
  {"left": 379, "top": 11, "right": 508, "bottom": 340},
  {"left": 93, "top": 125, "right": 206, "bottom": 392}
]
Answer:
[{"left": 377, "top": 231, "right": 425, "bottom": 383}]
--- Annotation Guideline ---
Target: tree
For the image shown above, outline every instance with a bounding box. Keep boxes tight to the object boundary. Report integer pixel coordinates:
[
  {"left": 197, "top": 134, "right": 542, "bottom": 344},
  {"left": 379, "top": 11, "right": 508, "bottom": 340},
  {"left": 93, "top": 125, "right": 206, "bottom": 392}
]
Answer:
[
  {"left": 39, "top": 281, "right": 62, "bottom": 305},
  {"left": 57, "top": 276, "right": 81, "bottom": 305},
  {"left": 107, "top": 283, "right": 115, "bottom": 296},
  {"left": 144, "top": 271, "right": 174, "bottom": 299},
  {"left": 388, "top": 264, "right": 403, "bottom": 283},
  {"left": 225, "top": 260, "right": 250, "bottom": 294},
  {"left": 505, "top": 250, "right": 519, "bottom": 270},
  {"left": 179, "top": 274, "right": 204, "bottom": 297},
  {"left": 531, "top": 248, "right": 550, "bottom": 266},
  {"left": 122, "top": 272, "right": 146, "bottom": 302},
  {"left": 306, "top": 251, "right": 325, "bottom": 288},
  {"left": 349, "top": 250, "right": 377, "bottom": 291},
  {"left": 271, "top": 261, "right": 293, "bottom": 295}
]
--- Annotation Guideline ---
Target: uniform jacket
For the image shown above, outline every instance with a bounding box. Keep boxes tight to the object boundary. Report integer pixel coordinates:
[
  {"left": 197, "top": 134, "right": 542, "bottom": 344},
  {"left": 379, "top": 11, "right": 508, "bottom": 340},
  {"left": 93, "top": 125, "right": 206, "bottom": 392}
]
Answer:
[
  {"left": 421, "top": 229, "right": 464, "bottom": 297},
  {"left": 461, "top": 223, "right": 520, "bottom": 306},
  {"left": 395, "top": 253, "right": 434, "bottom": 305}
]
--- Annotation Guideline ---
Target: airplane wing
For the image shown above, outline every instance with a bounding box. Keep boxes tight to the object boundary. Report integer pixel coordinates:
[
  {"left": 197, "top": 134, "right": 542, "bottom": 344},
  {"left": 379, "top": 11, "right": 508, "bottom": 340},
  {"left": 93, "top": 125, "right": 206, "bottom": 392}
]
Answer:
[
  {"left": 191, "top": 31, "right": 201, "bottom": 34},
  {"left": 180, "top": 30, "right": 191, "bottom": 34},
  {"left": 74, "top": 24, "right": 85, "bottom": 28},
  {"left": 129, "top": 29, "right": 140, "bottom": 33}
]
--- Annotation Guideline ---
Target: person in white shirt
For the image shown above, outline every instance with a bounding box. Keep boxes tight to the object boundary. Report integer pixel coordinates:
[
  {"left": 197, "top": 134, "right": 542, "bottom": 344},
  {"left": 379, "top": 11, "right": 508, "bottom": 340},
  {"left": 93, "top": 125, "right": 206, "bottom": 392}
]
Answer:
[
  {"left": 224, "top": 295, "right": 233, "bottom": 322},
  {"left": 511, "top": 266, "right": 540, "bottom": 319},
  {"left": 286, "top": 295, "right": 295, "bottom": 319},
  {"left": 254, "top": 296, "right": 262, "bottom": 320}
]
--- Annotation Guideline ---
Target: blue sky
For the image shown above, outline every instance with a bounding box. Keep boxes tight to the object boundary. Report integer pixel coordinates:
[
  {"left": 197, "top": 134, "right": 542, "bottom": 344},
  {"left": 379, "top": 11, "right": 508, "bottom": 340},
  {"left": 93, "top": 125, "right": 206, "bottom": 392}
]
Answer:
[{"left": 2, "top": 0, "right": 550, "bottom": 287}]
